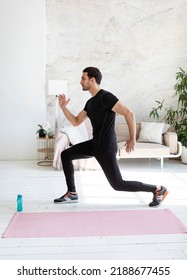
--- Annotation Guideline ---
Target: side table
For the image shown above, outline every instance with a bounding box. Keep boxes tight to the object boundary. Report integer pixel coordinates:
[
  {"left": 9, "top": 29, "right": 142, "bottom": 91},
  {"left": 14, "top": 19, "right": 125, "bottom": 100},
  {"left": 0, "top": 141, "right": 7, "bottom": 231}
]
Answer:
[{"left": 37, "top": 137, "right": 55, "bottom": 166}]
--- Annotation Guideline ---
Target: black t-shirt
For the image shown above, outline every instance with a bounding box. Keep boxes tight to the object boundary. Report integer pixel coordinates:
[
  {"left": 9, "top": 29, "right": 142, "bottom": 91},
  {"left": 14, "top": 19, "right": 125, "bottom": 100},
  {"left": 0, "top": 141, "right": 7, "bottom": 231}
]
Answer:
[{"left": 84, "top": 89, "right": 118, "bottom": 152}]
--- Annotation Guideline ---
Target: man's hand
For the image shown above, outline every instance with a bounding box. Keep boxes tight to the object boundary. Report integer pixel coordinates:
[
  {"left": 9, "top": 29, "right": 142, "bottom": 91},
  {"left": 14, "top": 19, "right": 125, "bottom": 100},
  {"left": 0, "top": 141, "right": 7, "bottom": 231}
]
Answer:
[
  {"left": 58, "top": 94, "right": 70, "bottom": 108},
  {"left": 124, "top": 139, "right": 136, "bottom": 153},
  {"left": 58, "top": 94, "right": 87, "bottom": 126}
]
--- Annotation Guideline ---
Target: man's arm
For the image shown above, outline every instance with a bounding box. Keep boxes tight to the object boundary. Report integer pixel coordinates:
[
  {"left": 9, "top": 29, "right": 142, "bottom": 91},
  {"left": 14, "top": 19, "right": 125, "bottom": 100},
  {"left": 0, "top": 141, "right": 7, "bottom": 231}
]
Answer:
[
  {"left": 58, "top": 94, "right": 87, "bottom": 126},
  {"left": 112, "top": 100, "right": 136, "bottom": 153}
]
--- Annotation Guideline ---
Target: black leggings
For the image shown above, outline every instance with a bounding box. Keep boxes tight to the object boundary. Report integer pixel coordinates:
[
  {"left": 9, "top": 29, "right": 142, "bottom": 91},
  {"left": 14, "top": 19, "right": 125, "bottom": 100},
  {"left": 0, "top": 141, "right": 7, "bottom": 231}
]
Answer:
[{"left": 61, "top": 140, "right": 157, "bottom": 194}]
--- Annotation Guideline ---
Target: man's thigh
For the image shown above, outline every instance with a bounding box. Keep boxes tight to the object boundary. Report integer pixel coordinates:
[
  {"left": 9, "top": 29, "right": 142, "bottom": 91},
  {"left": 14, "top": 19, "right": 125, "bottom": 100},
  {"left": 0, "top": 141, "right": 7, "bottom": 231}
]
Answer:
[{"left": 61, "top": 140, "right": 94, "bottom": 160}]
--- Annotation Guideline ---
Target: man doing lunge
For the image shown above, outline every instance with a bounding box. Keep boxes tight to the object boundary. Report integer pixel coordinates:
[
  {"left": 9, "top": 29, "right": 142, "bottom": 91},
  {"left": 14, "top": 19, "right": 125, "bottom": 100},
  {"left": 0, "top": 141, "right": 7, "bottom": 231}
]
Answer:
[{"left": 54, "top": 67, "right": 168, "bottom": 207}]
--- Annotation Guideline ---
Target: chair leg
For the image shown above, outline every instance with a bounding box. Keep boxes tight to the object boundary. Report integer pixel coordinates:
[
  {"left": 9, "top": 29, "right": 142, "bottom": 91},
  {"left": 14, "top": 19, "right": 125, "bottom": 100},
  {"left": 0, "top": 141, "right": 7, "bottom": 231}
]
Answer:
[{"left": 161, "top": 157, "right": 164, "bottom": 168}]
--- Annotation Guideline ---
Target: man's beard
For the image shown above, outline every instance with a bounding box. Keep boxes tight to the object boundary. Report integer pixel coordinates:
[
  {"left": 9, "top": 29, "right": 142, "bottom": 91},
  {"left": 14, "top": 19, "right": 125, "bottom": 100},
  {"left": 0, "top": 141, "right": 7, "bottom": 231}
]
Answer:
[{"left": 82, "top": 86, "right": 89, "bottom": 91}]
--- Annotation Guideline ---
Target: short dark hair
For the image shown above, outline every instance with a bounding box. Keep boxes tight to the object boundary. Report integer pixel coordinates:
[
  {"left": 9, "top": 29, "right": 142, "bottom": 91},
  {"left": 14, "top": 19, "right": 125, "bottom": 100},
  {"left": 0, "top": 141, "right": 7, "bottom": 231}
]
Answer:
[{"left": 83, "top": 67, "right": 102, "bottom": 84}]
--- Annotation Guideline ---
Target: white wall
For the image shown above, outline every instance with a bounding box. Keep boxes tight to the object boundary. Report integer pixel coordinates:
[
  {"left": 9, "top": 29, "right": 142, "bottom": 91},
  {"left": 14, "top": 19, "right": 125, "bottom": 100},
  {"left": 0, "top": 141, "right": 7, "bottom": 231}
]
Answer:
[{"left": 0, "top": 0, "right": 46, "bottom": 160}]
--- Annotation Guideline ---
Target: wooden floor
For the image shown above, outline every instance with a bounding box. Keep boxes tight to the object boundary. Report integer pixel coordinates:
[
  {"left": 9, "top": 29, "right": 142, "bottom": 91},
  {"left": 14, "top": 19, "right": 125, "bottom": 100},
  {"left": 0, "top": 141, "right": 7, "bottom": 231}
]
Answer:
[{"left": 0, "top": 158, "right": 187, "bottom": 260}]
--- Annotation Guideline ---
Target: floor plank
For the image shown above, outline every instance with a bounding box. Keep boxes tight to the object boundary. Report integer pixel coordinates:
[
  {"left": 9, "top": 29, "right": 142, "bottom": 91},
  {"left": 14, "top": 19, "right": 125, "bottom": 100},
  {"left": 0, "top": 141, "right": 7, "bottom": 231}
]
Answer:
[{"left": 0, "top": 159, "right": 187, "bottom": 260}]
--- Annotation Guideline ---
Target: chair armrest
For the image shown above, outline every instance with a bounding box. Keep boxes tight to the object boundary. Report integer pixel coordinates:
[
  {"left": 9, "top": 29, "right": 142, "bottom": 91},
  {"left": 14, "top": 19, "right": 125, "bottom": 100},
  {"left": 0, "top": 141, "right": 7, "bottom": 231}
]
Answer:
[{"left": 163, "top": 132, "right": 178, "bottom": 154}]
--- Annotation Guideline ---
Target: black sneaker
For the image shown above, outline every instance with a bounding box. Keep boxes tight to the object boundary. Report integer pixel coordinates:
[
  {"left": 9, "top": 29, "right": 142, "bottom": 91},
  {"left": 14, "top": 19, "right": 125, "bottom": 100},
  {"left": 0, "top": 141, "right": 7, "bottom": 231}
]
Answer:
[
  {"left": 149, "top": 186, "right": 168, "bottom": 207},
  {"left": 54, "top": 192, "right": 78, "bottom": 204}
]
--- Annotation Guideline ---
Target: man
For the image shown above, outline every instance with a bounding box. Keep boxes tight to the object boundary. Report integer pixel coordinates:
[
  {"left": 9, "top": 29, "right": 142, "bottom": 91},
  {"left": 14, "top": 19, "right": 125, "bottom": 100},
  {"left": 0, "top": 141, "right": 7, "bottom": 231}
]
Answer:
[{"left": 54, "top": 67, "right": 168, "bottom": 207}]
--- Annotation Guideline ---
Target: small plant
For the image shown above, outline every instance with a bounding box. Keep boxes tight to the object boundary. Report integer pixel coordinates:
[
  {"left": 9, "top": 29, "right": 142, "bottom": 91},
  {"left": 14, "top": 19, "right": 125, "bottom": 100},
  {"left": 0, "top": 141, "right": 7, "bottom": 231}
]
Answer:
[
  {"left": 36, "top": 122, "right": 53, "bottom": 138},
  {"left": 149, "top": 68, "right": 187, "bottom": 148},
  {"left": 149, "top": 100, "right": 165, "bottom": 120},
  {"left": 36, "top": 124, "right": 47, "bottom": 137}
]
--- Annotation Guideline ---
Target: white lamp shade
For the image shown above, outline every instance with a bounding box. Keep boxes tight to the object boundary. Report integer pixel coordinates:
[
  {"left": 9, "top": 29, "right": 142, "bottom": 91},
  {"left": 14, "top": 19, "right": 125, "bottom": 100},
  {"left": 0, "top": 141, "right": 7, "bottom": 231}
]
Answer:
[{"left": 48, "top": 80, "right": 67, "bottom": 96}]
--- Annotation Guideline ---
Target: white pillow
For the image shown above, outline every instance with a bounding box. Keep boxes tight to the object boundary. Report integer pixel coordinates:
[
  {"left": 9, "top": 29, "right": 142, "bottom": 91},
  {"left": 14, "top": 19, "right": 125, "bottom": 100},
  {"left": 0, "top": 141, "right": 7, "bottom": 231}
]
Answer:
[
  {"left": 76, "top": 122, "right": 89, "bottom": 140},
  {"left": 60, "top": 125, "right": 85, "bottom": 145},
  {"left": 137, "top": 122, "right": 165, "bottom": 144}
]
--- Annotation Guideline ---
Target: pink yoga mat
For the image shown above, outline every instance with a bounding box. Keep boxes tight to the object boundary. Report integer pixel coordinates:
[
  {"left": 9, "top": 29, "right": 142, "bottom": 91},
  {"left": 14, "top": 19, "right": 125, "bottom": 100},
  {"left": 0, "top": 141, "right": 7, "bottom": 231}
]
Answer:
[{"left": 2, "top": 209, "right": 187, "bottom": 238}]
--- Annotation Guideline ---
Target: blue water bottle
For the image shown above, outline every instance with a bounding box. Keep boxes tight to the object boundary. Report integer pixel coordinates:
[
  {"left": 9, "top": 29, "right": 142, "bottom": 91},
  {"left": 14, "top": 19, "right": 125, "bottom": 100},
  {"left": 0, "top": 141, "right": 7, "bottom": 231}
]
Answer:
[{"left": 17, "top": 194, "right": 23, "bottom": 212}]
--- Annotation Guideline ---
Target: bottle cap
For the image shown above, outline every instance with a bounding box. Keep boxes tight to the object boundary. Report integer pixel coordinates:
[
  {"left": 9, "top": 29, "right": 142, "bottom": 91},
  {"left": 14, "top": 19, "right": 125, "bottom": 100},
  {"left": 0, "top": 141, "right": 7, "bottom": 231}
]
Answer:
[{"left": 17, "top": 194, "right": 22, "bottom": 198}]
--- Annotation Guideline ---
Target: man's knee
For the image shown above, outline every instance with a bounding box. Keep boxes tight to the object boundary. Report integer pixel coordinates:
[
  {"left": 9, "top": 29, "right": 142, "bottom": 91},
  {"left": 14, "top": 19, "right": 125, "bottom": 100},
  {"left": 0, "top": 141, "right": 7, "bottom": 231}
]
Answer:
[
  {"left": 108, "top": 178, "right": 124, "bottom": 191},
  {"left": 61, "top": 148, "right": 76, "bottom": 163},
  {"left": 110, "top": 183, "right": 122, "bottom": 191},
  {"left": 61, "top": 149, "right": 68, "bottom": 162}
]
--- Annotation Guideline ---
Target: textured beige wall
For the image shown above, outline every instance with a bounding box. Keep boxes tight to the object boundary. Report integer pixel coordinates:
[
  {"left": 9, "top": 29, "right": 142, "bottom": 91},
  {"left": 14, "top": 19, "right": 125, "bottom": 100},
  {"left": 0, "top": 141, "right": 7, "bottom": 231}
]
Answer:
[{"left": 46, "top": 0, "right": 187, "bottom": 128}]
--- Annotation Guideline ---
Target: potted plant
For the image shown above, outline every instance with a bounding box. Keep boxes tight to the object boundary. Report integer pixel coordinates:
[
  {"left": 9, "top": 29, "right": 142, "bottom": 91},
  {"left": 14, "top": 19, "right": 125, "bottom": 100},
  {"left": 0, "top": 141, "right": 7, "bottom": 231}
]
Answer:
[
  {"left": 36, "top": 124, "right": 47, "bottom": 138},
  {"left": 149, "top": 68, "right": 187, "bottom": 164},
  {"left": 36, "top": 122, "right": 54, "bottom": 138}
]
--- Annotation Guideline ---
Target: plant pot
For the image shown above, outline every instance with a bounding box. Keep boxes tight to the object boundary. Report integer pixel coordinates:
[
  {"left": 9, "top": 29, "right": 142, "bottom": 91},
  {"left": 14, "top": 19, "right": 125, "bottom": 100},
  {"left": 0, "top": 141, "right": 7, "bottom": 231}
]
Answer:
[
  {"left": 39, "top": 131, "right": 46, "bottom": 138},
  {"left": 48, "top": 131, "right": 54, "bottom": 138},
  {"left": 181, "top": 146, "right": 187, "bottom": 164}
]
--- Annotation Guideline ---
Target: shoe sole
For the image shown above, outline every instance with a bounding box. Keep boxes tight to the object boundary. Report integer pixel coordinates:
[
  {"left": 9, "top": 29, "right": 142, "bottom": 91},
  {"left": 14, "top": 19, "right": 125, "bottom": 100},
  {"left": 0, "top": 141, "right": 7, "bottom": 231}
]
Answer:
[
  {"left": 54, "top": 200, "right": 79, "bottom": 204},
  {"left": 149, "top": 191, "right": 169, "bottom": 208}
]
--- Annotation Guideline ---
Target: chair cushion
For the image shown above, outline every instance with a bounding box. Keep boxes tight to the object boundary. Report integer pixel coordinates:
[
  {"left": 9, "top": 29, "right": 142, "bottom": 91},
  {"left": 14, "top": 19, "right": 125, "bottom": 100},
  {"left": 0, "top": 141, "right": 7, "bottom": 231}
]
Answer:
[
  {"left": 118, "top": 142, "right": 170, "bottom": 157},
  {"left": 115, "top": 122, "right": 141, "bottom": 142}
]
